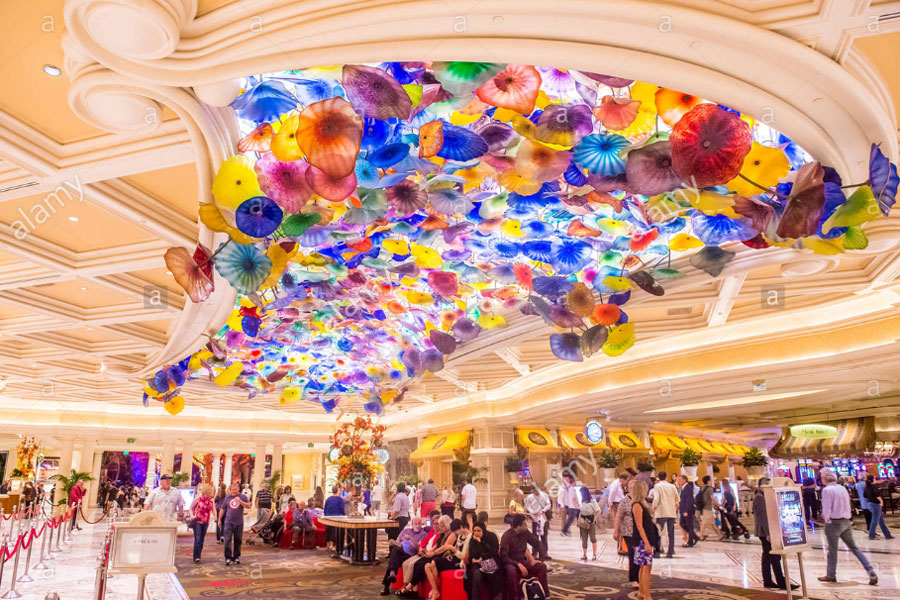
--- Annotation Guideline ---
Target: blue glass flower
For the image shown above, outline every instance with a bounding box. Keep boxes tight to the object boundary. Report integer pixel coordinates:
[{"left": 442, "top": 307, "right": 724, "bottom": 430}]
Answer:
[
  {"left": 231, "top": 80, "right": 298, "bottom": 123},
  {"left": 436, "top": 123, "right": 488, "bottom": 161},
  {"left": 869, "top": 143, "right": 899, "bottom": 216},
  {"left": 235, "top": 196, "right": 283, "bottom": 237},
  {"left": 691, "top": 213, "right": 757, "bottom": 245},
  {"left": 490, "top": 238, "right": 520, "bottom": 258},
  {"left": 361, "top": 118, "right": 392, "bottom": 151},
  {"left": 550, "top": 239, "right": 592, "bottom": 274},
  {"left": 532, "top": 276, "right": 573, "bottom": 299},
  {"left": 522, "top": 220, "right": 554, "bottom": 239},
  {"left": 522, "top": 240, "right": 554, "bottom": 262},
  {"left": 550, "top": 333, "right": 583, "bottom": 362},
  {"left": 214, "top": 242, "right": 273, "bottom": 295},
  {"left": 573, "top": 134, "right": 629, "bottom": 176},
  {"left": 368, "top": 143, "right": 410, "bottom": 168},
  {"left": 354, "top": 159, "right": 381, "bottom": 188}
]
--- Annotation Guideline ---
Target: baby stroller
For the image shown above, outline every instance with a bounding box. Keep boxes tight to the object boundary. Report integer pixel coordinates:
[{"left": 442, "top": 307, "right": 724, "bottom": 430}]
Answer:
[
  {"left": 245, "top": 508, "right": 274, "bottom": 546},
  {"left": 717, "top": 506, "right": 750, "bottom": 540}
]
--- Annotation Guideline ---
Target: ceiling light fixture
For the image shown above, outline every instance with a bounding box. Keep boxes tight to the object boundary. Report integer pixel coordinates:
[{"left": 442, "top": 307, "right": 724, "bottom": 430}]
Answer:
[
  {"left": 80, "top": 286, "right": 88, "bottom": 291},
  {"left": 644, "top": 389, "right": 826, "bottom": 414},
  {"left": 42, "top": 64, "right": 62, "bottom": 76},
  {"left": 68, "top": 216, "right": 79, "bottom": 222}
]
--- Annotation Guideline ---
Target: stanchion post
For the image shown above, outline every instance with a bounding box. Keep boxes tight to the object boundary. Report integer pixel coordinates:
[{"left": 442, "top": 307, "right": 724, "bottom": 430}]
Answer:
[
  {"left": 33, "top": 515, "right": 49, "bottom": 571},
  {"left": 0, "top": 534, "right": 9, "bottom": 592},
  {"left": 1, "top": 532, "right": 23, "bottom": 599},
  {"left": 17, "top": 523, "right": 35, "bottom": 583},
  {"left": 93, "top": 530, "right": 111, "bottom": 600},
  {"left": 54, "top": 508, "right": 63, "bottom": 553}
]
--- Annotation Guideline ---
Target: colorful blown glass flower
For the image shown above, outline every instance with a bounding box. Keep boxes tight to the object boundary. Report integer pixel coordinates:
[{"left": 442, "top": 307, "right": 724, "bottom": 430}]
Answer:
[{"left": 149, "top": 60, "right": 897, "bottom": 414}]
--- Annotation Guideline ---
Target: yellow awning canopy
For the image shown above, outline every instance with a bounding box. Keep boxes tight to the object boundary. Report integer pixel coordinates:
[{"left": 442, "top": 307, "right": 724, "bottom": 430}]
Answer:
[
  {"left": 685, "top": 438, "right": 719, "bottom": 455},
  {"left": 731, "top": 444, "right": 751, "bottom": 455},
  {"left": 410, "top": 431, "right": 470, "bottom": 461},
  {"left": 651, "top": 434, "right": 688, "bottom": 455},
  {"left": 709, "top": 441, "right": 734, "bottom": 456},
  {"left": 517, "top": 429, "right": 559, "bottom": 453},
  {"left": 607, "top": 431, "right": 647, "bottom": 452},
  {"left": 560, "top": 429, "right": 607, "bottom": 452}
]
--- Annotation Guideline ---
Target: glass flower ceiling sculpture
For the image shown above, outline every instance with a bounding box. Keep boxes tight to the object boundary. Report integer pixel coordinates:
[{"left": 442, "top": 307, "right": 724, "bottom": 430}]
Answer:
[{"left": 146, "top": 62, "right": 899, "bottom": 416}]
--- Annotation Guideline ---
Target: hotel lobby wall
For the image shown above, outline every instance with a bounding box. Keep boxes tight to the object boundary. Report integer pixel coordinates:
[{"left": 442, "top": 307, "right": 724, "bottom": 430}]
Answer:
[{"left": 283, "top": 452, "right": 323, "bottom": 499}]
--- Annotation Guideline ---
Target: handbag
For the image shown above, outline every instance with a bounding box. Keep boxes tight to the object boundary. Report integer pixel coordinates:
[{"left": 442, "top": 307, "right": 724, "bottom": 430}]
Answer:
[
  {"left": 577, "top": 511, "right": 594, "bottom": 530},
  {"left": 479, "top": 557, "right": 498, "bottom": 574}
]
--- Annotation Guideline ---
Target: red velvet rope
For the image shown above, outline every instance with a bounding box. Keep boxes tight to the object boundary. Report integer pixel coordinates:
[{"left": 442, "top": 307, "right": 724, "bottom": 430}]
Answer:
[
  {"left": 79, "top": 503, "right": 111, "bottom": 525},
  {"left": 3, "top": 533, "right": 22, "bottom": 561},
  {"left": 19, "top": 529, "right": 35, "bottom": 551}
]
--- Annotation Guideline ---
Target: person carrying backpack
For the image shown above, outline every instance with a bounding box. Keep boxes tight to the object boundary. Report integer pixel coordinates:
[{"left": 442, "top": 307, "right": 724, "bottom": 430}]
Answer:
[{"left": 697, "top": 476, "right": 723, "bottom": 541}]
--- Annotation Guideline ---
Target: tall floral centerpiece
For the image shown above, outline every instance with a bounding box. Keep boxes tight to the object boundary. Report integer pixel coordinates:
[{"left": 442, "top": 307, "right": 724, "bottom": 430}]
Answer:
[
  {"left": 330, "top": 416, "right": 385, "bottom": 489},
  {"left": 13, "top": 437, "right": 41, "bottom": 480}
]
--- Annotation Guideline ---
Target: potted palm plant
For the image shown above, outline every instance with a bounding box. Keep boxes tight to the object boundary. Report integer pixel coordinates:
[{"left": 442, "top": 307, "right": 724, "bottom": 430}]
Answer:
[
  {"left": 742, "top": 448, "right": 768, "bottom": 478},
  {"left": 680, "top": 447, "right": 701, "bottom": 481},
  {"left": 49, "top": 469, "right": 94, "bottom": 505},
  {"left": 596, "top": 449, "right": 620, "bottom": 482},
  {"left": 171, "top": 471, "right": 190, "bottom": 488}
]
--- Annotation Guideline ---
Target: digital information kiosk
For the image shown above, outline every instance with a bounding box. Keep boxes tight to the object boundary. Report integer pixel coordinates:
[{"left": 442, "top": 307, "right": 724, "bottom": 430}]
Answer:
[
  {"left": 761, "top": 477, "right": 810, "bottom": 600},
  {"left": 108, "top": 512, "right": 179, "bottom": 599}
]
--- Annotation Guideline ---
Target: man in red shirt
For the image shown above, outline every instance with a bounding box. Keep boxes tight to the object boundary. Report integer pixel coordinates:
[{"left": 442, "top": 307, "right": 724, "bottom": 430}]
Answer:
[{"left": 69, "top": 480, "right": 86, "bottom": 531}]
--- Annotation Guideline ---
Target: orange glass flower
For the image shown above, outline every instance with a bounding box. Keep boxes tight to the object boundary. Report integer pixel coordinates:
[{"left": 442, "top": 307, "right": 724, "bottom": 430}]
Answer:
[
  {"left": 655, "top": 88, "right": 703, "bottom": 127},
  {"left": 296, "top": 97, "right": 363, "bottom": 178},
  {"left": 476, "top": 65, "right": 542, "bottom": 114},
  {"left": 593, "top": 96, "right": 641, "bottom": 131}
]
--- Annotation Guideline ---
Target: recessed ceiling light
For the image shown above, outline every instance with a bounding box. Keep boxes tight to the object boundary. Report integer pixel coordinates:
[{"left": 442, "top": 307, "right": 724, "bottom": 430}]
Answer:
[
  {"left": 43, "top": 64, "right": 62, "bottom": 77},
  {"left": 165, "top": 270, "right": 172, "bottom": 275},
  {"left": 80, "top": 286, "right": 88, "bottom": 291},
  {"left": 68, "top": 216, "right": 79, "bottom": 222}
]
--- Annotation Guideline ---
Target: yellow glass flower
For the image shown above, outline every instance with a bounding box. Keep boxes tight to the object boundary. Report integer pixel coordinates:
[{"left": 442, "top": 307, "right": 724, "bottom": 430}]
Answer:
[
  {"left": 270, "top": 114, "right": 304, "bottom": 162},
  {"left": 727, "top": 142, "right": 790, "bottom": 196},
  {"left": 411, "top": 244, "right": 442, "bottom": 268},
  {"left": 477, "top": 314, "right": 506, "bottom": 329},
  {"left": 214, "top": 361, "right": 243, "bottom": 386},
  {"left": 212, "top": 155, "right": 261, "bottom": 210},
  {"left": 668, "top": 232, "right": 704, "bottom": 252},
  {"left": 280, "top": 387, "right": 301, "bottom": 405},
  {"left": 164, "top": 395, "right": 185, "bottom": 415}
]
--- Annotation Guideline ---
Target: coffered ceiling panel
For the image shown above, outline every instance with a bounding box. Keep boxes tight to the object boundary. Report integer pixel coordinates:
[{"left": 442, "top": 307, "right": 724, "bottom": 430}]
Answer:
[
  {"left": 122, "top": 163, "right": 200, "bottom": 220},
  {"left": 0, "top": 0, "right": 104, "bottom": 144},
  {"left": 29, "top": 278, "right": 134, "bottom": 308},
  {"left": 0, "top": 192, "right": 158, "bottom": 252}
]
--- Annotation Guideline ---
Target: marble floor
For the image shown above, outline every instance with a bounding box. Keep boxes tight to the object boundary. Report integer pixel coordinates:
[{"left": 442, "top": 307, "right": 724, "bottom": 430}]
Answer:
[
  {"left": 0, "top": 511, "right": 184, "bottom": 600},
  {"left": 542, "top": 519, "right": 899, "bottom": 600},
  {"left": 3, "top": 511, "right": 896, "bottom": 600}
]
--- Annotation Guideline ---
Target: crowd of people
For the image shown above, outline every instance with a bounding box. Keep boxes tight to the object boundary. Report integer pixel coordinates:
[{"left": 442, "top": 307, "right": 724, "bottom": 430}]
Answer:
[{"left": 92, "top": 464, "right": 895, "bottom": 599}]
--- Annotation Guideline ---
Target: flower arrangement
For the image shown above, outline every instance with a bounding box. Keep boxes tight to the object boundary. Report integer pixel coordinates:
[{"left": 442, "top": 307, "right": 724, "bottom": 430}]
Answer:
[
  {"left": 15, "top": 437, "right": 40, "bottom": 479},
  {"left": 330, "top": 416, "right": 385, "bottom": 486},
  {"left": 144, "top": 61, "right": 898, "bottom": 416}
]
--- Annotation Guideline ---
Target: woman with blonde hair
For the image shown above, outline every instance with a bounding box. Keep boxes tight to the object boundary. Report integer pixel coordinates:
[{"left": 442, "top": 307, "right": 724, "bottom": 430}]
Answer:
[
  {"left": 629, "top": 480, "right": 659, "bottom": 600},
  {"left": 508, "top": 488, "right": 526, "bottom": 518},
  {"left": 190, "top": 482, "right": 216, "bottom": 563}
]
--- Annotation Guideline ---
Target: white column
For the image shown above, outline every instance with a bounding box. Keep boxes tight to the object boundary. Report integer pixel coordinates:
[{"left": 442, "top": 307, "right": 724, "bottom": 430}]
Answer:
[
  {"left": 223, "top": 453, "right": 234, "bottom": 486},
  {"left": 80, "top": 441, "right": 96, "bottom": 505},
  {"left": 89, "top": 449, "right": 104, "bottom": 507},
  {"left": 146, "top": 450, "right": 158, "bottom": 488},
  {"left": 728, "top": 461, "right": 736, "bottom": 481},
  {"left": 252, "top": 446, "right": 265, "bottom": 500},
  {"left": 211, "top": 453, "right": 221, "bottom": 488},
  {"left": 54, "top": 438, "right": 76, "bottom": 506},
  {"left": 161, "top": 442, "right": 175, "bottom": 478},
  {"left": 270, "top": 444, "right": 283, "bottom": 479},
  {"left": 180, "top": 440, "right": 194, "bottom": 486}
]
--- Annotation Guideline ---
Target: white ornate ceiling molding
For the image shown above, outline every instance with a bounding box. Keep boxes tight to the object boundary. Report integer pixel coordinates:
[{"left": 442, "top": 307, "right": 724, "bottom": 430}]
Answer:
[
  {"left": 62, "top": 61, "right": 241, "bottom": 375},
  {"left": 63, "top": 0, "right": 897, "bottom": 180}
]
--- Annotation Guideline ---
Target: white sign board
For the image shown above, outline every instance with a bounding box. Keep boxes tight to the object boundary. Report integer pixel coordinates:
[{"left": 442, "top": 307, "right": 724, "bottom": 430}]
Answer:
[{"left": 109, "top": 512, "right": 178, "bottom": 575}]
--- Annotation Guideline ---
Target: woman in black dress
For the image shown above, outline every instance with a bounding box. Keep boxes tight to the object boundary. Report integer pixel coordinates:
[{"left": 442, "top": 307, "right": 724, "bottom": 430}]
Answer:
[{"left": 467, "top": 521, "right": 501, "bottom": 600}]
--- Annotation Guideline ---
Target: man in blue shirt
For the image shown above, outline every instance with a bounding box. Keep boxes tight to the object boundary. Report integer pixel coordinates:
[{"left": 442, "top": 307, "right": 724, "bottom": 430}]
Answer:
[
  {"left": 854, "top": 476, "right": 872, "bottom": 530},
  {"left": 218, "top": 482, "right": 251, "bottom": 566}
]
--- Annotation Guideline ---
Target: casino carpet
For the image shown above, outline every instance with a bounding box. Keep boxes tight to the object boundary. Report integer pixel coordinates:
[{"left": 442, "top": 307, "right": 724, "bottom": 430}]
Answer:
[{"left": 173, "top": 533, "right": 798, "bottom": 599}]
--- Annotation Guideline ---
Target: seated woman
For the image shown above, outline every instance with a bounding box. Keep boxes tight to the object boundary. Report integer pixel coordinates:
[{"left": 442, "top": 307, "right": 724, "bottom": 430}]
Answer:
[
  {"left": 424, "top": 518, "right": 471, "bottom": 599},
  {"left": 381, "top": 517, "right": 428, "bottom": 595},
  {"left": 466, "top": 521, "right": 501, "bottom": 600},
  {"left": 397, "top": 516, "right": 456, "bottom": 597}
]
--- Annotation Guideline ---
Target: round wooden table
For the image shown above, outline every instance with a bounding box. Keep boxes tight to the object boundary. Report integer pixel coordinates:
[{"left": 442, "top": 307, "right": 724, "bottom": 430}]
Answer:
[{"left": 316, "top": 516, "right": 399, "bottom": 565}]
